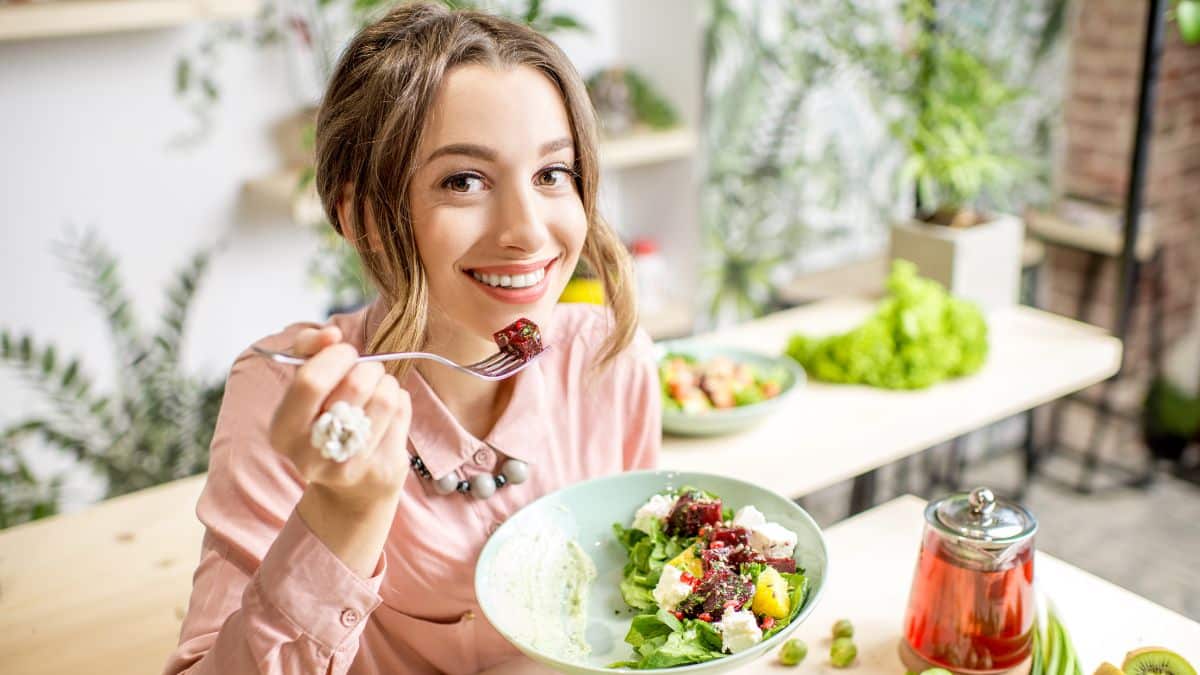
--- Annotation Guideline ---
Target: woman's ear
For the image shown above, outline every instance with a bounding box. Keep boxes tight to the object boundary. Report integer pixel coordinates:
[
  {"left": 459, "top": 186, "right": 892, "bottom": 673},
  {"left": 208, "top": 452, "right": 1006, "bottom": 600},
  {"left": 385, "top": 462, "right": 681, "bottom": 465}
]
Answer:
[{"left": 336, "top": 183, "right": 384, "bottom": 251}]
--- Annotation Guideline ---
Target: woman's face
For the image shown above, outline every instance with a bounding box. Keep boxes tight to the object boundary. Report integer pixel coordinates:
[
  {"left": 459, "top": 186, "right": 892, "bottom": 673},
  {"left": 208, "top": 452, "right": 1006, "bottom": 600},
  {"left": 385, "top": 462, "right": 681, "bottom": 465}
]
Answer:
[{"left": 408, "top": 64, "right": 587, "bottom": 351}]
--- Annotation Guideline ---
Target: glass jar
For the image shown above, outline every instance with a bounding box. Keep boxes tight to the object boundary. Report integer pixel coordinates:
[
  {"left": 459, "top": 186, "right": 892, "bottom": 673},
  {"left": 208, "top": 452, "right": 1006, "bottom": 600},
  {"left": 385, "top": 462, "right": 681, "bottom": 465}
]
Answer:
[{"left": 900, "top": 487, "right": 1038, "bottom": 675}]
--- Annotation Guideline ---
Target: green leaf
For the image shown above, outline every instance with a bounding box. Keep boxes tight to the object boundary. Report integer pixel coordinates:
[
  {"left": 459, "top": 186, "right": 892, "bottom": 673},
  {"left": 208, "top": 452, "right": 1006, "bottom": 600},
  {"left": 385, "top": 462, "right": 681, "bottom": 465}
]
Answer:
[
  {"left": 200, "top": 77, "right": 219, "bottom": 101},
  {"left": 60, "top": 360, "right": 79, "bottom": 388},
  {"left": 175, "top": 58, "right": 190, "bottom": 95},
  {"left": 41, "top": 345, "right": 56, "bottom": 375},
  {"left": 522, "top": 0, "right": 542, "bottom": 23},
  {"left": 619, "top": 577, "right": 657, "bottom": 611},
  {"left": 545, "top": 14, "right": 587, "bottom": 32}
]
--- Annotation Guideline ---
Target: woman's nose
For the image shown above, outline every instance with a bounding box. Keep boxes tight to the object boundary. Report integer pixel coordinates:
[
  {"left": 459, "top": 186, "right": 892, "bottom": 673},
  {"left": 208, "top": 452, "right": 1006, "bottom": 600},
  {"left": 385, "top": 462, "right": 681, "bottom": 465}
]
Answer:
[{"left": 494, "top": 182, "right": 550, "bottom": 253}]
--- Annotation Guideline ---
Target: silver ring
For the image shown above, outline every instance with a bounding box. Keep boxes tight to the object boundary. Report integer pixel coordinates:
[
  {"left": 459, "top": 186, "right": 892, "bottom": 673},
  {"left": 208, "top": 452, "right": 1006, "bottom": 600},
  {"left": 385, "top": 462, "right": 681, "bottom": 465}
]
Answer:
[{"left": 310, "top": 401, "right": 372, "bottom": 463}]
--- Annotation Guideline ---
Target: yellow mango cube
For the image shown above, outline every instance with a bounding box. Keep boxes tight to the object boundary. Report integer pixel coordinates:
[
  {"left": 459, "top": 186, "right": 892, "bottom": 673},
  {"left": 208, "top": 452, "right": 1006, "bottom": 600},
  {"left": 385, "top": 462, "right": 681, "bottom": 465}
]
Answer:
[
  {"left": 667, "top": 547, "right": 704, "bottom": 580},
  {"left": 752, "top": 567, "right": 790, "bottom": 619}
]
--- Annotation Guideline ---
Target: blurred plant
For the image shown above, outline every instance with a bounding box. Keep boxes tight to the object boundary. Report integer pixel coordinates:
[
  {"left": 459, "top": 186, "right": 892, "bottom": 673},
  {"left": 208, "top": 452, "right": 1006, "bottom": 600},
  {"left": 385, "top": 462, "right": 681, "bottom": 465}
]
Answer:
[
  {"left": 890, "top": 0, "right": 1029, "bottom": 224},
  {"left": 174, "top": 0, "right": 587, "bottom": 141},
  {"left": 702, "top": 0, "right": 904, "bottom": 322},
  {"left": 586, "top": 67, "right": 680, "bottom": 136},
  {"left": 0, "top": 230, "right": 225, "bottom": 528}
]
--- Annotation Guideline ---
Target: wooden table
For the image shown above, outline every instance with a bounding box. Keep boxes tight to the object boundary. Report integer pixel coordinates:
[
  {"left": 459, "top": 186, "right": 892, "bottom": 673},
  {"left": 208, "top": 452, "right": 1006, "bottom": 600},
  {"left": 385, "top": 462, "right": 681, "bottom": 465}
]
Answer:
[
  {"left": 0, "top": 475, "right": 206, "bottom": 675},
  {"left": 658, "top": 298, "right": 1122, "bottom": 501},
  {"left": 0, "top": 300, "right": 1124, "bottom": 675},
  {"left": 729, "top": 495, "right": 1200, "bottom": 673}
]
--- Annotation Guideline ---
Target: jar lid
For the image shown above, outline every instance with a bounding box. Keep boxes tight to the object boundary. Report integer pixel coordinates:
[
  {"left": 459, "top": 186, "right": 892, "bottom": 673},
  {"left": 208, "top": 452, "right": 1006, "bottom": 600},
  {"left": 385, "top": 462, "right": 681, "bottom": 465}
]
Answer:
[{"left": 930, "top": 486, "right": 1037, "bottom": 544}]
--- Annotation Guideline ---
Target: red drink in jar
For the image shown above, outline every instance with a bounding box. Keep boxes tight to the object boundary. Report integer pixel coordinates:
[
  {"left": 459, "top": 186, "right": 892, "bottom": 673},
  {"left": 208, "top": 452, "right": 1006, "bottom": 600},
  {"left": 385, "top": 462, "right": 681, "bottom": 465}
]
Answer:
[{"left": 900, "top": 487, "right": 1038, "bottom": 675}]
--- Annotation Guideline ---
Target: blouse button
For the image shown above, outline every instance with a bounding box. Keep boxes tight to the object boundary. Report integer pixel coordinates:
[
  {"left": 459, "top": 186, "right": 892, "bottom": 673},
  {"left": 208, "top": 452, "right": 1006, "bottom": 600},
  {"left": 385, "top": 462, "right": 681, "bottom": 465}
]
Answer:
[
  {"left": 340, "top": 608, "right": 361, "bottom": 627},
  {"left": 473, "top": 448, "right": 492, "bottom": 466}
]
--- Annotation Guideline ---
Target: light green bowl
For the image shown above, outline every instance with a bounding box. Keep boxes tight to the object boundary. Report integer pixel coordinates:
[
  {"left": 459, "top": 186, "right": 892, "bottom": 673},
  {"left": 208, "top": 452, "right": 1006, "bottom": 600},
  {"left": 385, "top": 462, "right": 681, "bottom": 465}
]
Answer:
[
  {"left": 656, "top": 341, "right": 806, "bottom": 437},
  {"left": 474, "top": 470, "right": 828, "bottom": 674}
]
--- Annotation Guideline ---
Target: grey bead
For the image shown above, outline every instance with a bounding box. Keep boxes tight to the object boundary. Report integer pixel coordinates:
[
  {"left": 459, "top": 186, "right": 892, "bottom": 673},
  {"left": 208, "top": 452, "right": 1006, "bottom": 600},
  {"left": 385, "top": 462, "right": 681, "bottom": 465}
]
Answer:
[
  {"left": 434, "top": 473, "right": 460, "bottom": 495},
  {"left": 470, "top": 473, "right": 497, "bottom": 499},
  {"left": 500, "top": 459, "right": 529, "bottom": 485}
]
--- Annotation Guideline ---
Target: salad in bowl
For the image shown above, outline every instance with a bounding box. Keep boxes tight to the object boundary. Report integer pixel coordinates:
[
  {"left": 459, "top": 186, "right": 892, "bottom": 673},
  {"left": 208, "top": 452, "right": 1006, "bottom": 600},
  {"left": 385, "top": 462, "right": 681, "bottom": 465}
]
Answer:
[
  {"left": 655, "top": 341, "right": 805, "bottom": 437},
  {"left": 611, "top": 487, "right": 810, "bottom": 668},
  {"left": 475, "top": 471, "right": 826, "bottom": 674}
]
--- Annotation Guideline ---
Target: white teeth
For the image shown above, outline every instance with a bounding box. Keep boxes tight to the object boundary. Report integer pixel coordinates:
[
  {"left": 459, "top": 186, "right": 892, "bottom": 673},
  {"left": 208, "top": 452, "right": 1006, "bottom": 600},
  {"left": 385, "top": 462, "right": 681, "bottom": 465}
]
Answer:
[{"left": 471, "top": 266, "right": 546, "bottom": 289}]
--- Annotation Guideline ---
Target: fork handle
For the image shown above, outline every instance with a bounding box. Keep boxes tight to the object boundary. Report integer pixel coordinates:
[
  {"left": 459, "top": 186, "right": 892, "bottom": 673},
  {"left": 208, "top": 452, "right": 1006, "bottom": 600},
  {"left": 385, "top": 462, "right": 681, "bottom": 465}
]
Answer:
[{"left": 252, "top": 346, "right": 432, "bottom": 366}]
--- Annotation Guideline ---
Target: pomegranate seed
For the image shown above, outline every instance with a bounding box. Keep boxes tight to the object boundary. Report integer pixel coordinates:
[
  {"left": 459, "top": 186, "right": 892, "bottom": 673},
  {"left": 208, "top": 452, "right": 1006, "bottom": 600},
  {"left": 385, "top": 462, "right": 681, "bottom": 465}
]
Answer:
[
  {"left": 761, "top": 616, "right": 776, "bottom": 630},
  {"left": 698, "top": 612, "right": 713, "bottom": 623},
  {"left": 673, "top": 611, "right": 684, "bottom": 620}
]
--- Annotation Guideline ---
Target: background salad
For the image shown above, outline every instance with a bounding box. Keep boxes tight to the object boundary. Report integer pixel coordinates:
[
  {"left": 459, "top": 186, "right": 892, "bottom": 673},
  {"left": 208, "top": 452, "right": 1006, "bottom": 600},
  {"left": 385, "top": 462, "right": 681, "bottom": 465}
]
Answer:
[{"left": 660, "top": 355, "right": 789, "bottom": 413}]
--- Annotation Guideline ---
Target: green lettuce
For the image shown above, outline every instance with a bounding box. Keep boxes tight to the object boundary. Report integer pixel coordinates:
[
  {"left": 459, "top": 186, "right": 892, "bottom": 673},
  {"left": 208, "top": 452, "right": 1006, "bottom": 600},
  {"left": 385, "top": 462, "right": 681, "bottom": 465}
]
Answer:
[{"left": 786, "top": 260, "right": 988, "bottom": 390}]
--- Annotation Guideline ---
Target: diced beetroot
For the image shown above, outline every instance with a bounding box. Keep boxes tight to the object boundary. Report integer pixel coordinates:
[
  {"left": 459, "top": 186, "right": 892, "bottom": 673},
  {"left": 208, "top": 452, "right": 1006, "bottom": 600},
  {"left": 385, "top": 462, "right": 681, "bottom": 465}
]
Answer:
[
  {"left": 693, "top": 569, "right": 753, "bottom": 620},
  {"left": 492, "top": 318, "right": 543, "bottom": 361},
  {"left": 727, "top": 544, "right": 766, "bottom": 568},
  {"left": 765, "top": 556, "right": 797, "bottom": 574},
  {"left": 708, "top": 526, "right": 749, "bottom": 547},
  {"left": 701, "top": 545, "right": 734, "bottom": 573},
  {"left": 665, "top": 492, "right": 723, "bottom": 537}
]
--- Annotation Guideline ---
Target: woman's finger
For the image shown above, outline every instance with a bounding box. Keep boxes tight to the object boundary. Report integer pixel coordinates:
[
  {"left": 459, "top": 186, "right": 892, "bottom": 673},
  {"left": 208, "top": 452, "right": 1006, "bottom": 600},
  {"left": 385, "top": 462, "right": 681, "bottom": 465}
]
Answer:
[
  {"left": 272, "top": 342, "right": 359, "bottom": 442},
  {"left": 323, "top": 360, "right": 386, "bottom": 413},
  {"left": 292, "top": 325, "right": 343, "bottom": 358},
  {"left": 361, "top": 374, "right": 403, "bottom": 451}
]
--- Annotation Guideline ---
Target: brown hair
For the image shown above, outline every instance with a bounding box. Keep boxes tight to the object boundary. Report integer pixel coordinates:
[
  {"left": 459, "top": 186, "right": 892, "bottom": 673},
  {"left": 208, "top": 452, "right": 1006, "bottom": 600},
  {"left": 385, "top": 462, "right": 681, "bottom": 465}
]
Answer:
[{"left": 314, "top": 1, "right": 636, "bottom": 374}]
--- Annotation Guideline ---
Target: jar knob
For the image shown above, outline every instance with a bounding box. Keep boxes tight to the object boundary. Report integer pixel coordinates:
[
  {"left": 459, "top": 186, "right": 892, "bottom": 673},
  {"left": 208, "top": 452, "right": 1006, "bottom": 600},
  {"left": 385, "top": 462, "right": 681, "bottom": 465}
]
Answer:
[{"left": 968, "top": 486, "right": 996, "bottom": 517}]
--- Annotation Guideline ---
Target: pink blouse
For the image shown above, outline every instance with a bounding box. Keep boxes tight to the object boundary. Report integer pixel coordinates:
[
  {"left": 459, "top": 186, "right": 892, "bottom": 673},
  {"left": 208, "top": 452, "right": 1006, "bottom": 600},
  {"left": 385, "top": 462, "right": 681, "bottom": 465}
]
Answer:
[{"left": 162, "top": 301, "right": 661, "bottom": 675}]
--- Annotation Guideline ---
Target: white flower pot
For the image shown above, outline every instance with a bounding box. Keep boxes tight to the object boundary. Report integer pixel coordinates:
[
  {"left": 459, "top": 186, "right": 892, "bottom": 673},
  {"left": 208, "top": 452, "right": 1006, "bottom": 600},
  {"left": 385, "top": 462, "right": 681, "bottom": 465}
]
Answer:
[{"left": 887, "top": 212, "right": 1025, "bottom": 310}]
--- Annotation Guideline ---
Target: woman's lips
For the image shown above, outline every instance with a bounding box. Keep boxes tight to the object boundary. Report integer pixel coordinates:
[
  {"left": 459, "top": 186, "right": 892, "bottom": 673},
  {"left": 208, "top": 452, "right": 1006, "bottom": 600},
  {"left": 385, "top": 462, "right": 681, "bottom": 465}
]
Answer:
[{"left": 464, "top": 257, "right": 558, "bottom": 305}]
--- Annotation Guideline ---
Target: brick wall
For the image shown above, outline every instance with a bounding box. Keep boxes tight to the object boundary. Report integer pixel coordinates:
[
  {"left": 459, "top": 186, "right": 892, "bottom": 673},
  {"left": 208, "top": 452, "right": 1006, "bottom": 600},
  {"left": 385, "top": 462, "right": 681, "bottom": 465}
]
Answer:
[{"left": 1049, "top": 0, "right": 1200, "bottom": 377}]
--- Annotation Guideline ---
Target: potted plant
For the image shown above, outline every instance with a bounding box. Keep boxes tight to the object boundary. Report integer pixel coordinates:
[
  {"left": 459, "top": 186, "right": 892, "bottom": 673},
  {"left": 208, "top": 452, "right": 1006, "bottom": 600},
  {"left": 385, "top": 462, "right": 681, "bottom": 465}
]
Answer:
[
  {"left": 0, "top": 230, "right": 225, "bottom": 528},
  {"left": 887, "top": 3, "right": 1028, "bottom": 310}
]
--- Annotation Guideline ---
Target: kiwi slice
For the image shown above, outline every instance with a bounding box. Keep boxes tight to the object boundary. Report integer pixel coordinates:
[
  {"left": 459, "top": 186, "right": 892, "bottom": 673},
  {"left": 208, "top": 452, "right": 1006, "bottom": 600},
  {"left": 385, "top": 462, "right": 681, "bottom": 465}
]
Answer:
[
  {"left": 1122, "top": 648, "right": 1197, "bottom": 675},
  {"left": 1097, "top": 662, "right": 1125, "bottom": 675}
]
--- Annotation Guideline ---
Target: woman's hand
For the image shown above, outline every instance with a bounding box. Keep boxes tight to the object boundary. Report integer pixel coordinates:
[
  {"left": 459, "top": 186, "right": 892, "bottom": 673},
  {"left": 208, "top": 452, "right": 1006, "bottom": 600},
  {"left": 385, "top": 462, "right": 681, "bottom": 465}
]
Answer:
[{"left": 268, "top": 325, "right": 412, "bottom": 510}]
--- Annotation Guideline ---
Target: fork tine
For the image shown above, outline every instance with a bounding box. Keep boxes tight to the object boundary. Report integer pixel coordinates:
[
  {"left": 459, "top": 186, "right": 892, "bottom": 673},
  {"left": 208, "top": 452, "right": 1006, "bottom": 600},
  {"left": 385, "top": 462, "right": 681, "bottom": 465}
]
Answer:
[
  {"left": 479, "top": 354, "right": 523, "bottom": 376},
  {"left": 477, "top": 354, "right": 519, "bottom": 376},
  {"left": 465, "top": 351, "right": 510, "bottom": 370}
]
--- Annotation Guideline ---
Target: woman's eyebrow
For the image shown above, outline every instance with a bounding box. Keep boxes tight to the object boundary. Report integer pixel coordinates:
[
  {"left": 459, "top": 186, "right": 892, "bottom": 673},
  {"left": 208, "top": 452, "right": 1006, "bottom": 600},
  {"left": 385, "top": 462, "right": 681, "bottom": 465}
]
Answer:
[
  {"left": 426, "top": 143, "right": 496, "bottom": 162},
  {"left": 539, "top": 137, "right": 573, "bottom": 156},
  {"left": 424, "top": 137, "right": 573, "bottom": 164}
]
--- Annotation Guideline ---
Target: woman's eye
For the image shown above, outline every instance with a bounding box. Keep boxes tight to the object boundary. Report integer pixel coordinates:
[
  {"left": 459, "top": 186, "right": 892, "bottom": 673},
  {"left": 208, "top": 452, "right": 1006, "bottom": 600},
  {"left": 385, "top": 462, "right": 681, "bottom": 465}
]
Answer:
[
  {"left": 443, "top": 173, "right": 485, "bottom": 193},
  {"left": 536, "top": 167, "right": 573, "bottom": 188}
]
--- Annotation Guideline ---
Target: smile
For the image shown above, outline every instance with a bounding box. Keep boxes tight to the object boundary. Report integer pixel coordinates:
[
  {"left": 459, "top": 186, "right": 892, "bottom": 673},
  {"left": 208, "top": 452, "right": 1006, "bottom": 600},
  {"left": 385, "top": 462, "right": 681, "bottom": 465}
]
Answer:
[
  {"left": 463, "top": 256, "right": 559, "bottom": 305},
  {"left": 470, "top": 266, "right": 547, "bottom": 289}
]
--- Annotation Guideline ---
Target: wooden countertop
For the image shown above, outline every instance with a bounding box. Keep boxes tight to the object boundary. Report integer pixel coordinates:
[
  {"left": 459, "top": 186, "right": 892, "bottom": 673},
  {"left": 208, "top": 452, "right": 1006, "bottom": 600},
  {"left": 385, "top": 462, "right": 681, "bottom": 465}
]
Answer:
[{"left": 659, "top": 298, "right": 1123, "bottom": 499}]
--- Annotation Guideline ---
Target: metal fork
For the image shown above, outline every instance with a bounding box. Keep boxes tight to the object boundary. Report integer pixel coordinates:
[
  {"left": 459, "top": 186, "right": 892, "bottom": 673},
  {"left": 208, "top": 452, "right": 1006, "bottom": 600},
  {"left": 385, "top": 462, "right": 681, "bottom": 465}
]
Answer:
[{"left": 250, "top": 345, "right": 549, "bottom": 381}]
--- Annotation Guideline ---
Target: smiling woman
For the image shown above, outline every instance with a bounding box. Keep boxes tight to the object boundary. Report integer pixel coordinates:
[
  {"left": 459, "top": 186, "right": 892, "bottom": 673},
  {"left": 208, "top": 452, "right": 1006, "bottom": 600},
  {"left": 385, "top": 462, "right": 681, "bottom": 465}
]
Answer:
[{"left": 162, "top": 4, "right": 661, "bottom": 675}]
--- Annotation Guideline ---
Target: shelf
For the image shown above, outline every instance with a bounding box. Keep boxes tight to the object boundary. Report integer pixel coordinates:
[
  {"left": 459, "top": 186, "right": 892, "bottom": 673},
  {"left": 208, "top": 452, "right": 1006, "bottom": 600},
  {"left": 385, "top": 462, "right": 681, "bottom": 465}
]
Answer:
[
  {"left": 0, "top": 0, "right": 258, "bottom": 43},
  {"left": 1025, "top": 198, "right": 1158, "bottom": 262},
  {"left": 597, "top": 127, "right": 698, "bottom": 170},
  {"left": 244, "top": 127, "right": 699, "bottom": 226}
]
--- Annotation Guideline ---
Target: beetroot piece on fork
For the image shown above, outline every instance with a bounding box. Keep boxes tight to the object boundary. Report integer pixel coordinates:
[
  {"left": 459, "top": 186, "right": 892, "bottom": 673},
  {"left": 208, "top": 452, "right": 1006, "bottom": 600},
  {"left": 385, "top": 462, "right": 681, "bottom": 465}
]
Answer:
[{"left": 493, "top": 318, "right": 544, "bottom": 362}]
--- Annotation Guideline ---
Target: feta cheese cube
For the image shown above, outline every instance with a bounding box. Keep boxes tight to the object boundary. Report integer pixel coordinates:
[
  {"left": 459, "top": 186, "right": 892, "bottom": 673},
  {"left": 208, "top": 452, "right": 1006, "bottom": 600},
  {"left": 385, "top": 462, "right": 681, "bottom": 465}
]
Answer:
[
  {"left": 716, "top": 609, "right": 763, "bottom": 653},
  {"left": 632, "top": 493, "right": 678, "bottom": 534},
  {"left": 732, "top": 505, "right": 767, "bottom": 530},
  {"left": 651, "top": 564, "right": 694, "bottom": 612},
  {"left": 748, "top": 521, "right": 797, "bottom": 558}
]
